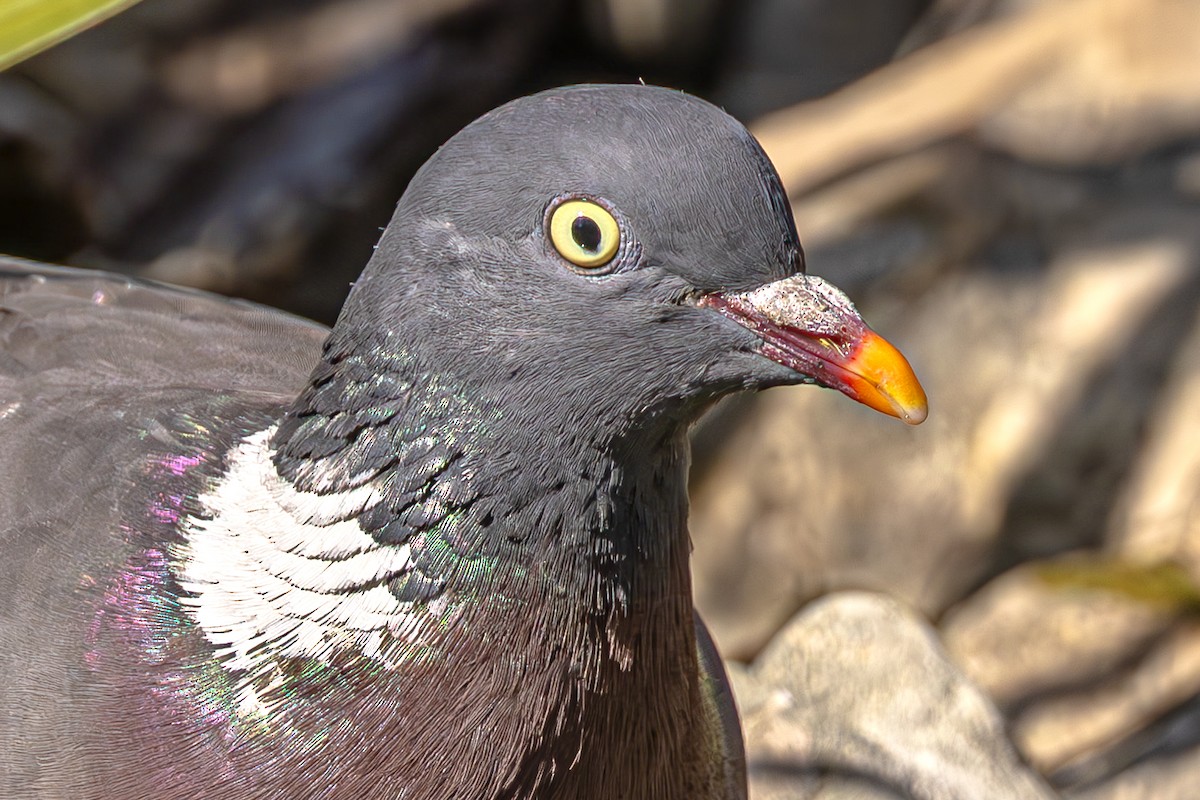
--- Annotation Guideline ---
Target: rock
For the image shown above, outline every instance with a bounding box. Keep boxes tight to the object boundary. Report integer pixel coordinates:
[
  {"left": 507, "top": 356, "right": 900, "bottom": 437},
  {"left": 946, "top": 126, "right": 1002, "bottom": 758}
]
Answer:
[
  {"left": 1013, "top": 623, "right": 1200, "bottom": 777},
  {"left": 941, "top": 559, "right": 1178, "bottom": 709},
  {"left": 1108, "top": 306, "right": 1200, "bottom": 579},
  {"left": 975, "top": 0, "right": 1200, "bottom": 167},
  {"left": 1066, "top": 741, "right": 1200, "bottom": 800},
  {"left": 1000, "top": 250, "right": 1200, "bottom": 795},
  {"left": 735, "top": 592, "right": 1057, "bottom": 800},
  {"left": 936, "top": 282, "right": 1200, "bottom": 792},
  {"left": 753, "top": 0, "right": 1200, "bottom": 195}
]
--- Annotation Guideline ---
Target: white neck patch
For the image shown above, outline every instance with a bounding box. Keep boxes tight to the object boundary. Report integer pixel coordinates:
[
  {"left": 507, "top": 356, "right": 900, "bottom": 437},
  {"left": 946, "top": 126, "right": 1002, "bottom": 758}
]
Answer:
[{"left": 176, "top": 428, "right": 455, "bottom": 712}]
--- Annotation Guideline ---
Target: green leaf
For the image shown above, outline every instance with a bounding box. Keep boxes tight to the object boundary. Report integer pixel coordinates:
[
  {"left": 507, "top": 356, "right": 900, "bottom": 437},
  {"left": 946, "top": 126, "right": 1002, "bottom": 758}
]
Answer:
[
  {"left": 1035, "top": 557, "right": 1200, "bottom": 614},
  {"left": 0, "top": 0, "right": 144, "bottom": 71}
]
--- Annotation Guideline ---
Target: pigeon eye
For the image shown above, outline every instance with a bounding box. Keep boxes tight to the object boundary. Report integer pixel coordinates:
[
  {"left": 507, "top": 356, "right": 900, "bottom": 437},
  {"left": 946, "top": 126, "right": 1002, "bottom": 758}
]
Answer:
[{"left": 548, "top": 200, "right": 621, "bottom": 269}]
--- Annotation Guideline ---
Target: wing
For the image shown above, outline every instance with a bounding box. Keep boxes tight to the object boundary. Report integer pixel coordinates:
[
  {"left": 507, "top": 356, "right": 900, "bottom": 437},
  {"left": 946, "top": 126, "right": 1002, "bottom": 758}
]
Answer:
[
  {"left": 0, "top": 256, "right": 327, "bottom": 390},
  {"left": 0, "top": 258, "right": 328, "bottom": 796},
  {"left": 0, "top": 257, "right": 328, "bottom": 569},
  {"left": 695, "top": 610, "right": 749, "bottom": 800}
]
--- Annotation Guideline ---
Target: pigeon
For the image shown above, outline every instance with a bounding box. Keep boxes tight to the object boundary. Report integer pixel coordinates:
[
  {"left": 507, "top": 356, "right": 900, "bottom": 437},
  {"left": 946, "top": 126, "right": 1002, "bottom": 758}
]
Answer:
[{"left": 0, "top": 84, "right": 926, "bottom": 800}]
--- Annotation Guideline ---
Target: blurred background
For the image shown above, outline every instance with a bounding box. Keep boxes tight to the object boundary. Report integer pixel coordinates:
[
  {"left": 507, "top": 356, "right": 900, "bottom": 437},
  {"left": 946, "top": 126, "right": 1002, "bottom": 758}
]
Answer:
[{"left": 2, "top": 0, "right": 1199, "bottom": 797}]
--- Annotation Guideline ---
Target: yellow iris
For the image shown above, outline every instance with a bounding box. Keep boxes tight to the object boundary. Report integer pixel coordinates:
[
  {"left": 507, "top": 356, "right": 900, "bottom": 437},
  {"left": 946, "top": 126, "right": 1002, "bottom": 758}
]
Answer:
[{"left": 549, "top": 200, "right": 621, "bottom": 268}]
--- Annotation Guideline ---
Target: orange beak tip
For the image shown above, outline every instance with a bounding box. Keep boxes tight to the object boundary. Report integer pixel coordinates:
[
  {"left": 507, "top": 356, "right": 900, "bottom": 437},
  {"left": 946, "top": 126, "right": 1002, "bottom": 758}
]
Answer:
[{"left": 845, "top": 331, "right": 928, "bottom": 426}]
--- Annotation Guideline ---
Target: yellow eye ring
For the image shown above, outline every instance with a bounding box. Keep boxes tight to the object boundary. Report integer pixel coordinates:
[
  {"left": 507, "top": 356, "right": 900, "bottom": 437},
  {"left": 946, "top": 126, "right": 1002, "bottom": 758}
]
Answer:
[{"left": 548, "top": 199, "right": 621, "bottom": 269}]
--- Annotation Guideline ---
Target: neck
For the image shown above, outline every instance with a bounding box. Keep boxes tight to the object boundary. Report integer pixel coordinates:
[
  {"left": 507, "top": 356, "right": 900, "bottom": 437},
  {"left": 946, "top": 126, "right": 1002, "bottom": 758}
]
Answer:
[
  {"left": 267, "top": 328, "right": 700, "bottom": 612},
  {"left": 175, "top": 341, "right": 720, "bottom": 798}
]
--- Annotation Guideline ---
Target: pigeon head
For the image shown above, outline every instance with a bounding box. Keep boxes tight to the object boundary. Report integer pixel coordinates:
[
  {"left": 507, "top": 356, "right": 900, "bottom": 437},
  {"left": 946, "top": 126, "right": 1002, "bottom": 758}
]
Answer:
[
  {"left": 275, "top": 85, "right": 925, "bottom": 497},
  {"left": 324, "top": 86, "right": 923, "bottom": 449}
]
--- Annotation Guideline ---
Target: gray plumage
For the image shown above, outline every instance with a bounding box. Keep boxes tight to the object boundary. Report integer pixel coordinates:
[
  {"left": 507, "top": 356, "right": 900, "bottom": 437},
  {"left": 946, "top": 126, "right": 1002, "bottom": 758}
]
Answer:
[{"left": 0, "top": 85, "right": 924, "bottom": 800}]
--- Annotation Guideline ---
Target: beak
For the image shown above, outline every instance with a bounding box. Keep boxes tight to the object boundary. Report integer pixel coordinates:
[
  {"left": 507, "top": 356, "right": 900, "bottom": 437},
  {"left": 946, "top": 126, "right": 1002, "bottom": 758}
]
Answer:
[{"left": 701, "top": 274, "right": 928, "bottom": 425}]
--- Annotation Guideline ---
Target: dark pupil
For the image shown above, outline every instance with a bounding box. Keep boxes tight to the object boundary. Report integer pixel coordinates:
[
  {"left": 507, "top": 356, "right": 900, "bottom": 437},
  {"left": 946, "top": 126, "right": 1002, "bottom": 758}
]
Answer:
[{"left": 571, "top": 216, "right": 603, "bottom": 253}]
